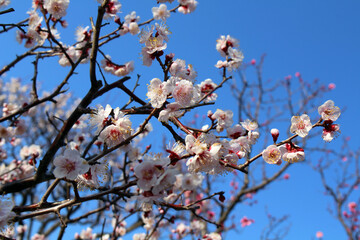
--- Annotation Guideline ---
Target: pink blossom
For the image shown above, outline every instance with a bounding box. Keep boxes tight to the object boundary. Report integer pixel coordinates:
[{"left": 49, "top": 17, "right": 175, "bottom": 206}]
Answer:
[
  {"left": 348, "top": 202, "right": 357, "bottom": 213},
  {"left": 318, "top": 100, "right": 341, "bottom": 121},
  {"left": 146, "top": 78, "right": 171, "bottom": 108},
  {"left": 89, "top": 104, "right": 112, "bottom": 134},
  {"left": 270, "top": 128, "right": 279, "bottom": 142},
  {"left": 198, "top": 78, "right": 218, "bottom": 102},
  {"left": 178, "top": 0, "right": 198, "bottom": 14},
  {"left": 279, "top": 143, "right": 305, "bottom": 163},
  {"left": 240, "top": 216, "right": 254, "bottom": 227},
  {"left": 170, "top": 59, "right": 197, "bottom": 82},
  {"left": 44, "top": 0, "right": 69, "bottom": 19},
  {"left": 227, "top": 124, "right": 246, "bottom": 139},
  {"left": 0, "top": 0, "right": 10, "bottom": 9},
  {"left": 290, "top": 114, "right": 312, "bottom": 137},
  {"left": 53, "top": 149, "right": 90, "bottom": 180},
  {"left": 328, "top": 83, "right": 336, "bottom": 90},
  {"left": 211, "top": 109, "right": 234, "bottom": 132},
  {"left": 158, "top": 102, "right": 183, "bottom": 123},
  {"left": 152, "top": 4, "right": 170, "bottom": 21},
  {"left": 216, "top": 35, "right": 239, "bottom": 56},
  {"left": 134, "top": 156, "right": 169, "bottom": 191},
  {"left": 322, "top": 120, "right": 340, "bottom": 142},
  {"left": 262, "top": 145, "right": 282, "bottom": 164},
  {"left": 98, "top": 0, "right": 122, "bottom": 19},
  {"left": 315, "top": 231, "right": 323, "bottom": 238},
  {"left": 172, "top": 80, "right": 194, "bottom": 107}
]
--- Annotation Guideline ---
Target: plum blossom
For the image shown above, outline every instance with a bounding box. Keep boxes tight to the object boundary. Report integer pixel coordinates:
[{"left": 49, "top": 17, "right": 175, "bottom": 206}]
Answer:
[
  {"left": 318, "top": 100, "right": 341, "bottom": 121},
  {"left": 226, "top": 47, "right": 244, "bottom": 71},
  {"left": 98, "top": 0, "right": 122, "bottom": 19},
  {"left": 270, "top": 128, "right": 279, "bottom": 142},
  {"left": 58, "top": 46, "right": 79, "bottom": 66},
  {"left": 240, "top": 216, "right": 254, "bottom": 227},
  {"left": 216, "top": 35, "right": 239, "bottom": 56},
  {"left": 322, "top": 120, "right": 340, "bottom": 142},
  {"left": 146, "top": 78, "right": 171, "bottom": 108},
  {"left": 211, "top": 109, "right": 233, "bottom": 132},
  {"left": 77, "top": 160, "right": 108, "bottom": 189},
  {"left": 0, "top": 196, "right": 15, "bottom": 230},
  {"left": 152, "top": 4, "right": 170, "bottom": 21},
  {"left": 262, "top": 145, "right": 282, "bottom": 164},
  {"left": 53, "top": 149, "right": 90, "bottom": 180},
  {"left": 185, "top": 134, "right": 220, "bottom": 174},
  {"left": 227, "top": 124, "right": 246, "bottom": 139},
  {"left": 16, "top": 29, "right": 45, "bottom": 48},
  {"left": 134, "top": 155, "right": 170, "bottom": 191},
  {"left": 315, "top": 231, "right": 323, "bottom": 239},
  {"left": 44, "top": 0, "right": 69, "bottom": 19},
  {"left": 202, "top": 232, "right": 222, "bottom": 240},
  {"left": 79, "top": 227, "right": 96, "bottom": 240},
  {"left": 145, "top": 35, "right": 167, "bottom": 54},
  {"left": 279, "top": 143, "right": 305, "bottom": 163},
  {"left": 99, "top": 108, "right": 132, "bottom": 147},
  {"left": 89, "top": 104, "right": 112, "bottom": 134},
  {"left": 170, "top": 59, "right": 197, "bottom": 82},
  {"left": 348, "top": 202, "right": 357, "bottom": 213},
  {"left": 290, "top": 114, "right": 312, "bottom": 137},
  {"left": 0, "top": 0, "right": 10, "bottom": 9},
  {"left": 172, "top": 80, "right": 195, "bottom": 107},
  {"left": 27, "top": 10, "right": 43, "bottom": 29},
  {"left": 101, "top": 55, "right": 134, "bottom": 76},
  {"left": 178, "top": 0, "right": 198, "bottom": 14},
  {"left": 158, "top": 102, "right": 183, "bottom": 123},
  {"left": 20, "top": 144, "right": 42, "bottom": 160},
  {"left": 155, "top": 23, "right": 171, "bottom": 42},
  {"left": 120, "top": 11, "right": 140, "bottom": 35},
  {"left": 198, "top": 79, "right": 218, "bottom": 102},
  {"left": 176, "top": 172, "right": 204, "bottom": 191}
]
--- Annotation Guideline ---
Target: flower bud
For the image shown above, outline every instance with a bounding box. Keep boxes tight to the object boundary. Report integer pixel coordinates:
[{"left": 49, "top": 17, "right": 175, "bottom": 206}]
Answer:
[{"left": 270, "top": 128, "right": 279, "bottom": 143}]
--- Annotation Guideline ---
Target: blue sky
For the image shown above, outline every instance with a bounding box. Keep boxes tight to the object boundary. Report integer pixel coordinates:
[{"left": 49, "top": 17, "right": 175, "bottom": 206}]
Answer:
[{"left": 1, "top": 0, "right": 359, "bottom": 239}]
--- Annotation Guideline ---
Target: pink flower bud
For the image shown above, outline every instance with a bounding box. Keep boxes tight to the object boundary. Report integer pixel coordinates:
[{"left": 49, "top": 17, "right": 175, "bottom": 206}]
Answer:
[
  {"left": 316, "top": 231, "right": 323, "bottom": 238},
  {"left": 250, "top": 59, "right": 256, "bottom": 65},
  {"left": 283, "top": 173, "right": 290, "bottom": 180},
  {"left": 328, "top": 83, "right": 336, "bottom": 90},
  {"left": 295, "top": 72, "right": 301, "bottom": 77},
  {"left": 271, "top": 128, "right": 279, "bottom": 142}
]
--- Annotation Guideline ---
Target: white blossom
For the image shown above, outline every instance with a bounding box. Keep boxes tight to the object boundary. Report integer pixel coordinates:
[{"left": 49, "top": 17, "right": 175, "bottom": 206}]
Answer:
[
  {"left": 290, "top": 114, "right": 312, "bottom": 137},
  {"left": 53, "top": 149, "right": 90, "bottom": 180}
]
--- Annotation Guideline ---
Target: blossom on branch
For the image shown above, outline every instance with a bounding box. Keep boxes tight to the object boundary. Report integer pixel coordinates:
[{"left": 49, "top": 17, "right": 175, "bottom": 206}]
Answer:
[
  {"left": 178, "top": 0, "right": 198, "bottom": 14},
  {"left": 146, "top": 78, "right": 171, "bottom": 108},
  {"left": 53, "top": 149, "right": 90, "bottom": 180},
  {"left": 290, "top": 114, "right": 312, "bottom": 137},
  {"left": 262, "top": 145, "right": 282, "bottom": 164},
  {"left": 44, "top": 0, "right": 70, "bottom": 19},
  {"left": 279, "top": 143, "right": 305, "bottom": 163},
  {"left": 318, "top": 100, "right": 341, "bottom": 121},
  {"left": 152, "top": 4, "right": 170, "bottom": 21},
  {"left": 240, "top": 216, "right": 254, "bottom": 227}
]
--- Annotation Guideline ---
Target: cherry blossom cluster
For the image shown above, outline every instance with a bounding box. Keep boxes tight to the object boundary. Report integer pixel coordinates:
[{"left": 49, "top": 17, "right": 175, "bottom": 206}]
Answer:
[
  {"left": 342, "top": 202, "right": 359, "bottom": 233},
  {"left": 185, "top": 117, "right": 259, "bottom": 174},
  {"left": 215, "top": 35, "right": 244, "bottom": 71},
  {"left": 262, "top": 100, "right": 341, "bottom": 165}
]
